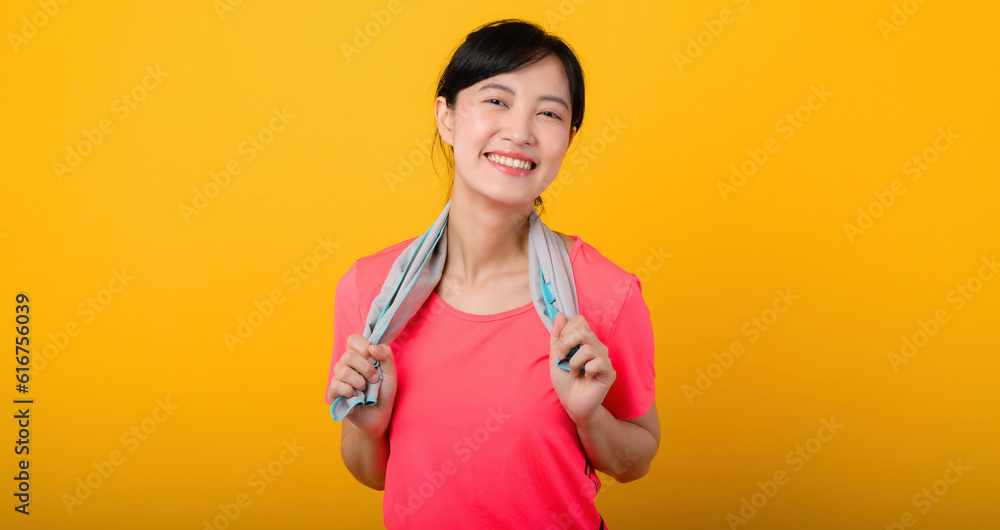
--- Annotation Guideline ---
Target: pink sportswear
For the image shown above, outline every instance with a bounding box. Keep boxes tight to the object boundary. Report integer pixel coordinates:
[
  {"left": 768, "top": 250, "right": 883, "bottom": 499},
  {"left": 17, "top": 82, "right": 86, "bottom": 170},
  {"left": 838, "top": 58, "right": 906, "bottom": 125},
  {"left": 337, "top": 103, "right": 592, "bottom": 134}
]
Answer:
[{"left": 325, "top": 234, "right": 656, "bottom": 529}]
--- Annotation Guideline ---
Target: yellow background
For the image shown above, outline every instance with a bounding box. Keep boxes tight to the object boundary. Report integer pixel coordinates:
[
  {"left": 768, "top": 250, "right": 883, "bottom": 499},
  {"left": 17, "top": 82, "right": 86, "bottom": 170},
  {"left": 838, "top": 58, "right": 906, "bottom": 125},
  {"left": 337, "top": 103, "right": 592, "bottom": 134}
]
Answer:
[{"left": 2, "top": 0, "right": 998, "bottom": 528}]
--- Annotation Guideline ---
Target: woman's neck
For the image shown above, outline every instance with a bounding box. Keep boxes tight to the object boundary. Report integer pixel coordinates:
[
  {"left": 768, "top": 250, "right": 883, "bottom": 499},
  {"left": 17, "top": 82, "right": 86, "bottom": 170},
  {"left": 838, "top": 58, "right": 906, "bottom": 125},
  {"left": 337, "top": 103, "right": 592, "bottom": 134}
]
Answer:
[{"left": 443, "top": 187, "right": 533, "bottom": 287}]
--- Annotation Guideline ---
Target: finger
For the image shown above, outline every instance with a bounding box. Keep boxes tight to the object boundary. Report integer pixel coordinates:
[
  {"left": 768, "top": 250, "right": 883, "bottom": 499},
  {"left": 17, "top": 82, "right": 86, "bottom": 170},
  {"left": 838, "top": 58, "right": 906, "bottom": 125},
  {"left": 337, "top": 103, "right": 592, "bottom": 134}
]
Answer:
[
  {"left": 370, "top": 344, "right": 396, "bottom": 377},
  {"left": 346, "top": 334, "right": 373, "bottom": 359},
  {"left": 568, "top": 344, "right": 598, "bottom": 374},
  {"left": 582, "top": 356, "right": 609, "bottom": 380},
  {"left": 550, "top": 311, "right": 569, "bottom": 358},
  {"left": 554, "top": 316, "right": 586, "bottom": 361},
  {"left": 345, "top": 351, "right": 380, "bottom": 385},
  {"left": 328, "top": 380, "right": 360, "bottom": 401},
  {"left": 333, "top": 351, "right": 372, "bottom": 389},
  {"left": 558, "top": 316, "right": 602, "bottom": 360},
  {"left": 335, "top": 360, "right": 369, "bottom": 392}
]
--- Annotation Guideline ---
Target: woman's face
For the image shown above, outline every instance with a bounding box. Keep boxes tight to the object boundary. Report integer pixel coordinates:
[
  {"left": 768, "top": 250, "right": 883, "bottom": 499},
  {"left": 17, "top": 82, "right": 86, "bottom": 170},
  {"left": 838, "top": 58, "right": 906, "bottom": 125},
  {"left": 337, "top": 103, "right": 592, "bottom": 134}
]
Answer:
[{"left": 436, "top": 54, "right": 576, "bottom": 209}]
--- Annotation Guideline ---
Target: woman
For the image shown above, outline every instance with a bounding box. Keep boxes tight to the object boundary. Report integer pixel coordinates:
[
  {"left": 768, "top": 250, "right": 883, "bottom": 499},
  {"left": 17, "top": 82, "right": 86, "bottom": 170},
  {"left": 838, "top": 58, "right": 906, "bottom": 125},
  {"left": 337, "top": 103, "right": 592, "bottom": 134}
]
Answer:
[{"left": 325, "top": 19, "right": 659, "bottom": 529}]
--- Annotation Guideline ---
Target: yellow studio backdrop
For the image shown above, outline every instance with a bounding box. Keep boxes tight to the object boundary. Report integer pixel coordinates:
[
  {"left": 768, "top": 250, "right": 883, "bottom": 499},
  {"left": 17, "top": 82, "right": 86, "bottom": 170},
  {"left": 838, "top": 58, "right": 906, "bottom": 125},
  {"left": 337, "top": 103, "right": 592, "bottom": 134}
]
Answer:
[{"left": 1, "top": 0, "right": 997, "bottom": 528}]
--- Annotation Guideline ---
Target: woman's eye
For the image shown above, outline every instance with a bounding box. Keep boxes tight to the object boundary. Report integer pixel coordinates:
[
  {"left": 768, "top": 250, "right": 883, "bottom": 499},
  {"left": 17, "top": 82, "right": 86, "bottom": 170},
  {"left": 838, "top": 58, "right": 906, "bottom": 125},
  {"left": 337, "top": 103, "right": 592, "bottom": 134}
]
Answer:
[{"left": 483, "top": 99, "right": 560, "bottom": 119}]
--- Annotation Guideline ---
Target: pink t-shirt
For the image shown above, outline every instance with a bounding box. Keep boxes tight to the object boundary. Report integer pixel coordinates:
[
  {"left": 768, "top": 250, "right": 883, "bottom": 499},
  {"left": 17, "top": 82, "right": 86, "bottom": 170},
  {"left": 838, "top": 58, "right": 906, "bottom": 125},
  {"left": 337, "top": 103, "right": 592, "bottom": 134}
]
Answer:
[{"left": 324, "top": 234, "right": 656, "bottom": 529}]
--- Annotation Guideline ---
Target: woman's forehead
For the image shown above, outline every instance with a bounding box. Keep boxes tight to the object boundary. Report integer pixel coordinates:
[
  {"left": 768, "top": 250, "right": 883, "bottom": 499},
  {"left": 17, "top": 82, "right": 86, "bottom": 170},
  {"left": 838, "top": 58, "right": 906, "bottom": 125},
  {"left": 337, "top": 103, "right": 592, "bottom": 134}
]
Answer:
[{"left": 471, "top": 56, "right": 571, "bottom": 97}]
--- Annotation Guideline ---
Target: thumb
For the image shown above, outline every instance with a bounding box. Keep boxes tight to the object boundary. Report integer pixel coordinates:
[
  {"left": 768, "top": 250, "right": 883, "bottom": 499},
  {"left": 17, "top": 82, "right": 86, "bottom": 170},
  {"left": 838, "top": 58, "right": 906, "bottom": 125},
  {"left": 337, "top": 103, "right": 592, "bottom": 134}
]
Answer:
[
  {"left": 369, "top": 344, "right": 396, "bottom": 377},
  {"left": 550, "top": 311, "right": 568, "bottom": 355}
]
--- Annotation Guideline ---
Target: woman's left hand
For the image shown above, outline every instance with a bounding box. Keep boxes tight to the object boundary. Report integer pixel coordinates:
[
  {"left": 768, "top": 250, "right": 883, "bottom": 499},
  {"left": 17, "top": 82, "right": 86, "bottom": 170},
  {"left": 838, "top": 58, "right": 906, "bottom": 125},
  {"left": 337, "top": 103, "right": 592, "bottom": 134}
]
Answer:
[{"left": 549, "top": 311, "right": 616, "bottom": 425}]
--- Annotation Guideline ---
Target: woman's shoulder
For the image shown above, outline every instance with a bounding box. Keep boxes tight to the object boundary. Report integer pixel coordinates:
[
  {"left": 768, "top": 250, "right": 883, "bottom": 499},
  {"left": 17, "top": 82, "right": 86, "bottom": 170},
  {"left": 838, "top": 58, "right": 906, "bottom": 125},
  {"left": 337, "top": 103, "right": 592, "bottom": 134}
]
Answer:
[
  {"left": 561, "top": 232, "right": 644, "bottom": 311},
  {"left": 358, "top": 237, "right": 417, "bottom": 267},
  {"left": 555, "top": 231, "right": 630, "bottom": 280},
  {"left": 552, "top": 230, "right": 576, "bottom": 255},
  {"left": 338, "top": 237, "right": 418, "bottom": 302}
]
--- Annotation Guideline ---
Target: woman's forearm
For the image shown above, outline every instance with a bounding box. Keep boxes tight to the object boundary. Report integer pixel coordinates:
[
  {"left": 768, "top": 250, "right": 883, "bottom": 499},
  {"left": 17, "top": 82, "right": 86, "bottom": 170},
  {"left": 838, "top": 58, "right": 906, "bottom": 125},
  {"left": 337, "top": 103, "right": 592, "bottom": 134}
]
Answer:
[
  {"left": 341, "top": 422, "right": 390, "bottom": 490},
  {"left": 575, "top": 405, "right": 658, "bottom": 483}
]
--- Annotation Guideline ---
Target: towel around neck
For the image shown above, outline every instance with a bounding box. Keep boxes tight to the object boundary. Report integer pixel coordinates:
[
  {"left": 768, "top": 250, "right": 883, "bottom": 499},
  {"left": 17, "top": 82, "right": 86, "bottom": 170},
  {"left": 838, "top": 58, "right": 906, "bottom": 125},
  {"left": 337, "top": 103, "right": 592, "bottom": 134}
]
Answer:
[{"left": 330, "top": 199, "right": 581, "bottom": 421}]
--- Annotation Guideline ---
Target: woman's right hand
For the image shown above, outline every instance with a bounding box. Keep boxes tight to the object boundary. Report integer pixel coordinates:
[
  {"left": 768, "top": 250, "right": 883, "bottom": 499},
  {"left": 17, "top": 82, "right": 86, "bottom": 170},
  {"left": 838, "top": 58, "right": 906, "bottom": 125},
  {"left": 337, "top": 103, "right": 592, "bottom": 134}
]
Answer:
[{"left": 327, "top": 333, "right": 397, "bottom": 439}]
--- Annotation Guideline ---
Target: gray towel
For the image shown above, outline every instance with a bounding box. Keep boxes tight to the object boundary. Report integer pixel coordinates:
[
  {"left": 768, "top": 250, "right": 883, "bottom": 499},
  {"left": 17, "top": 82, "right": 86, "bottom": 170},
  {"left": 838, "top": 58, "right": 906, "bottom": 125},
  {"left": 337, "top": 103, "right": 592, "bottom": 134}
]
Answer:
[{"left": 330, "top": 199, "right": 581, "bottom": 421}]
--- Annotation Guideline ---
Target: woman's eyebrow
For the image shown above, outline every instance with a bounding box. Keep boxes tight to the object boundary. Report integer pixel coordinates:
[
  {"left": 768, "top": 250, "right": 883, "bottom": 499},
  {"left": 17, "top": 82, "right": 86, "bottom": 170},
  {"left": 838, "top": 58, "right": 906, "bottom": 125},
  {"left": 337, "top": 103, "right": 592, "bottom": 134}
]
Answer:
[{"left": 477, "top": 82, "right": 569, "bottom": 110}]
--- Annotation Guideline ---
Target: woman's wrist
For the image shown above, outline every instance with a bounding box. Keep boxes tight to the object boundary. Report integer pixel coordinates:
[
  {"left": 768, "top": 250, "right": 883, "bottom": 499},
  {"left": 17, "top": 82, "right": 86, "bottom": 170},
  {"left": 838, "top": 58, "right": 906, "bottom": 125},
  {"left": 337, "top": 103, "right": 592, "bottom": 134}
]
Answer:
[
  {"left": 571, "top": 404, "right": 608, "bottom": 430},
  {"left": 348, "top": 416, "right": 390, "bottom": 442}
]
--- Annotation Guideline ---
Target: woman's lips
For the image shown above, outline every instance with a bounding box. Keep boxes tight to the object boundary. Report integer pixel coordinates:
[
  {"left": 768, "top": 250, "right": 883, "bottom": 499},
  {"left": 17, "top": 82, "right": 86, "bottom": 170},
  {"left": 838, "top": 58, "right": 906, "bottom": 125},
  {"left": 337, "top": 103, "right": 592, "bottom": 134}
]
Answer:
[{"left": 484, "top": 153, "right": 536, "bottom": 176}]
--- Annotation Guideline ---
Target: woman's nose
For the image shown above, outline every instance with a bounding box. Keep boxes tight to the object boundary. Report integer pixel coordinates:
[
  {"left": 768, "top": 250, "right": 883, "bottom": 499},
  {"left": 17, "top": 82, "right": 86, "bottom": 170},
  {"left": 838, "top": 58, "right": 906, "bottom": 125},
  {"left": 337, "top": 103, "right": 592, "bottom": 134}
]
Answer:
[{"left": 500, "top": 110, "right": 534, "bottom": 145}]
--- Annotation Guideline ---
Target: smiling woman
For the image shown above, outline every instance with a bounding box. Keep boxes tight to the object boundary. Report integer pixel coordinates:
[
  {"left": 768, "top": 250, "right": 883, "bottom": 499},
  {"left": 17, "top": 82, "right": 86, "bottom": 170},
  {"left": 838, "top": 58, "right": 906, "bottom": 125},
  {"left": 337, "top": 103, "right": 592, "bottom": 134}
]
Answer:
[
  {"left": 432, "top": 20, "right": 585, "bottom": 217},
  {"left": 325, "top": 19, "right": 659, "bottom": 530},
  {"left": 437, "top": 53, "right": 575, "bottom": 210}
]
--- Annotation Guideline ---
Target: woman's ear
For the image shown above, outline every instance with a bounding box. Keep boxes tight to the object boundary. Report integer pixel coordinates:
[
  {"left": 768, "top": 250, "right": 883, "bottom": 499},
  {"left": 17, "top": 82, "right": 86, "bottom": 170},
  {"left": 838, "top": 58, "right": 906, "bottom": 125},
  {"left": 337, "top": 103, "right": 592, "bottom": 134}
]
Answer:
[
  {"left": 434, "top": 96, "right": 454, "bottom": 146},
  {"left": 567, "top": 126, "right": 577, "bottom": 149}
]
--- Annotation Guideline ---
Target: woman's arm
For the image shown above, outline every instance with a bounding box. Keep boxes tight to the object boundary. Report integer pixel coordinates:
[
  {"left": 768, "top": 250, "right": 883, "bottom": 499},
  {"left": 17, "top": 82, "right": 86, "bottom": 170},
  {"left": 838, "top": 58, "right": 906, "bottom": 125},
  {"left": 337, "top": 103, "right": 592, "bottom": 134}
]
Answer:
[
  {"left": 340, "top": 420, "right": 391, "bottom": 490},
  {"left": 549, "top": 306, "right": 660, "bottom": 483},
  {"left": 575, "top": 402, "right": 660, "bottom": 482}
]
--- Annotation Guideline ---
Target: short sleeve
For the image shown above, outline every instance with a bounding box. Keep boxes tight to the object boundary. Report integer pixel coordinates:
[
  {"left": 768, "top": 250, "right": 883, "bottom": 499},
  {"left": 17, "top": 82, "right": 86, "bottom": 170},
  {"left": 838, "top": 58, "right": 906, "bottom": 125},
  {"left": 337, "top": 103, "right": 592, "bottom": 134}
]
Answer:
[
  {"left": 600, "top": 274, "right": 656, "bottom": 421},
  {"left": 324, "top": 261, "right": 363, "bottom": 405}
]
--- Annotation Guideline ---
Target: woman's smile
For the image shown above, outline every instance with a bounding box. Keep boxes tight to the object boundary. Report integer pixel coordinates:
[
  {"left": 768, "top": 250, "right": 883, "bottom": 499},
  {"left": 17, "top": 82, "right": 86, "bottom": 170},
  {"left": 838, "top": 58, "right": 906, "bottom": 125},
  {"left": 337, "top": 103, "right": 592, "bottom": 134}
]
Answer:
[{"left": 484, "top": 150, "right": 537, "bottom": 176}]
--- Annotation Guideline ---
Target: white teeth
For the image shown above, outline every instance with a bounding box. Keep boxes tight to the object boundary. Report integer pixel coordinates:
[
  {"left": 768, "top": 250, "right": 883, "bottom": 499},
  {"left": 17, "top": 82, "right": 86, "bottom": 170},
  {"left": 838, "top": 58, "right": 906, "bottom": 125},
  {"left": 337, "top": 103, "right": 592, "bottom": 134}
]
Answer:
[{"left": 487, "top": 153, "right": 534, "bottom": 170}]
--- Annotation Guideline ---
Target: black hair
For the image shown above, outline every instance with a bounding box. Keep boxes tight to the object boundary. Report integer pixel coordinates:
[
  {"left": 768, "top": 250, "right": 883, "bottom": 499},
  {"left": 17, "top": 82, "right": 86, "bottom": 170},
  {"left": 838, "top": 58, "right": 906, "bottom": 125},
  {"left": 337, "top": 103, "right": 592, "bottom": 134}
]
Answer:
[{"left": 432, "top": 19, "right": 586, "bottom": 216}]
